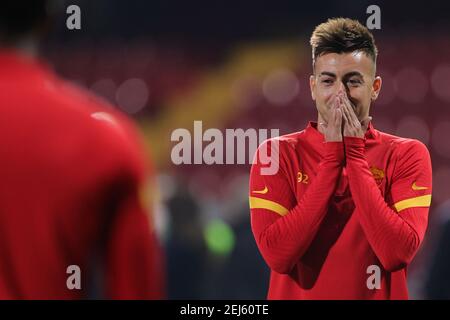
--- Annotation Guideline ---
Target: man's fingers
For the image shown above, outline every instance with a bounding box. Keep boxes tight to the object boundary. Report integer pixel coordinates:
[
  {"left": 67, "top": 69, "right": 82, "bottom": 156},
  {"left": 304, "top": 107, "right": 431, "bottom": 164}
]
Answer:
[
  {"left": 338, "top": 93, "right": 368, "bottom": 138},
  {"left": 341, "top": 97, "right": 351, "bottom": 123},
  {"left": 341, "top": 96, "right": 360, "bottom": 128},
  {"left": 341, "top": 92, "right": 356, "bottom": 112},
  {"left": 342, "top": 96, "right": 357, "bottom": 121},
  {"left": 335, "top": 108, "right": 342, "bottom": 127},
  {"left": 342, "top": 105, "right": 350, "bottom": 126}
]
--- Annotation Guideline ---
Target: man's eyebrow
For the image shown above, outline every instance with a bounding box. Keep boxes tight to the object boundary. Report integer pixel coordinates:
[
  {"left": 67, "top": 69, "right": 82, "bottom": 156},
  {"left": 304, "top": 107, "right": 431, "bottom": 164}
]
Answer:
[
  {"left": 318, "top": 71, "right": 365, "bottom": 79},
  {"left": 318, "top": 72, "right": 336, "bottom": 78},
  {"left": 344, "top": 71, "right": 364, "bottom": 78}
]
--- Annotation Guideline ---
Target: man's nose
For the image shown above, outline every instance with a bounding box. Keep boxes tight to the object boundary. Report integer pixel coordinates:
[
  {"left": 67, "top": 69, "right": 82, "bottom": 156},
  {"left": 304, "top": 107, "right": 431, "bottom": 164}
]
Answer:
[
  {"left": 337, "top": 81, "right": 346, "bottom": 94},
  {"left": 335, "top": 81, "right": 351, "bottom": 98}
]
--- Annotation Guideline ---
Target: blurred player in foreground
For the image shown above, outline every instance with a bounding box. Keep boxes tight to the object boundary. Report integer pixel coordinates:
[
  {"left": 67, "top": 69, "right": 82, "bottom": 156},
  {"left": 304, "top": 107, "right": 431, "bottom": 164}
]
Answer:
[
  {"left": 249, "top": 18, "right": 432, "bottom": 299},
  {"left": 0, "top": 1, "right": 164, "bottom": 299}
]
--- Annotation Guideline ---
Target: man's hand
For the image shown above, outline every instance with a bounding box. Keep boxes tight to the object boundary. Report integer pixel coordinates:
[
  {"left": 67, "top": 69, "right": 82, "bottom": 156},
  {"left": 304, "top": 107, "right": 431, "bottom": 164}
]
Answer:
[
  {"left": 319, "top": 96, "right": 343, "bottom": 142},
  {"left": 339, "top": 93, "right": 371, "bottom": 138}
]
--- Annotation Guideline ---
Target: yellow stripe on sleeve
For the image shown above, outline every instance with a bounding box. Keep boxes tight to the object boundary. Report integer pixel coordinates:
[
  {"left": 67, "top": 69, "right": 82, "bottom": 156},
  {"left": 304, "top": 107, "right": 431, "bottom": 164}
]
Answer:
[
  {"left": 249, "top": 196, "right": 289, "bottom": 216},
  {"left": 393, "top": 194, "right": 432, "bottom": 212}
]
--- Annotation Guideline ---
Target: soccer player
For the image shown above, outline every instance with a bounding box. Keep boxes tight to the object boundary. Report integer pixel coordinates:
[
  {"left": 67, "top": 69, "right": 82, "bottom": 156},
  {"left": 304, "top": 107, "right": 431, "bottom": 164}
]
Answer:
[
  {"left": 249, "top": 18, "right": 432, "bottom": 299},
  {"left": 0, "top": 1, "right": 164, "bottom": 299}
]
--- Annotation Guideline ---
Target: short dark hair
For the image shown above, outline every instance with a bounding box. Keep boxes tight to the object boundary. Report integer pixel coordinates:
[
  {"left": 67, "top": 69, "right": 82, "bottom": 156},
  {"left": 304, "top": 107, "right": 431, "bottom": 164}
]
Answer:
[
  {"left": 0, "top": 1, "right": 52, "bottom": 40},
  {"left": 310, "top": 18, "right": 378, "bottom": 68}
]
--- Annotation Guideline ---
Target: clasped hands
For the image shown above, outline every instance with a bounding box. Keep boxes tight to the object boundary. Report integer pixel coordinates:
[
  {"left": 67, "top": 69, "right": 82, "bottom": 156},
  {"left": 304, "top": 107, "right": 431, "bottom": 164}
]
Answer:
[{"left": 319, "top": 92, "right": 371, "bottom": 142}]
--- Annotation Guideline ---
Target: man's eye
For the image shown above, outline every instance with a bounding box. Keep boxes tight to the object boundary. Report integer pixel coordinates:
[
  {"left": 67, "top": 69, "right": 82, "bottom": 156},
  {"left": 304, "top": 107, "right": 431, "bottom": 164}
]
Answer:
[
  {"left": 348, "top": 79, "right": 362, "bottom": 85},
  {"left": 321, "top": 79, "right": 333, "bottom": 84}
]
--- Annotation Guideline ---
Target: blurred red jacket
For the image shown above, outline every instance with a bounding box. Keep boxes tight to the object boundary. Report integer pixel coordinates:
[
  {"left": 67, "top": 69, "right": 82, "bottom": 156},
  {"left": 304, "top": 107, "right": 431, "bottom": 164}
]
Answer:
[{"left": 0, "top": 50, "right": 165, "bottom": 299}]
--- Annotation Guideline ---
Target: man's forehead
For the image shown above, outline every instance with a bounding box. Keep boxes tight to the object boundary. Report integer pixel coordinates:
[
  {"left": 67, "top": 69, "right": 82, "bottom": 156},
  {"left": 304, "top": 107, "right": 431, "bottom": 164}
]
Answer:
[{"left": 315, "top": 51, "right": 374, "bottom": 76}]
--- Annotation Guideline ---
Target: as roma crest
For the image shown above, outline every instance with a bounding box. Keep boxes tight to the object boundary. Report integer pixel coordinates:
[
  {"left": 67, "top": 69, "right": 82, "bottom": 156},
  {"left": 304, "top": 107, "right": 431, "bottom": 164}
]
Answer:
[{"left": 370, "top": 166, "right": 385, "bottom": 186}]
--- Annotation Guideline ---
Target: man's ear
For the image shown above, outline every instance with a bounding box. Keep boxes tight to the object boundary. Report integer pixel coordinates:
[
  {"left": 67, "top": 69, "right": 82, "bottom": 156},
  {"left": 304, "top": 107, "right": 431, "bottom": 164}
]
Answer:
[
  {"left": 309, "top": 75, "right": 316, "bottom": 101},
  {"left": 371, "top": 76, "right": 382, "bottom": 101}
]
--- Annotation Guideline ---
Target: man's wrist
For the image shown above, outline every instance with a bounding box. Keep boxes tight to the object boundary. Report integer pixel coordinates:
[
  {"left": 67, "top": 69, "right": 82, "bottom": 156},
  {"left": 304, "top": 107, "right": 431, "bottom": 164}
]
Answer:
[
  {"left": 344, "top": 136, "right": 366, "bottom": 162},
  {"left": 344, "top": 136, "right": 365, "bottom": 145},
  {"left": 322, "top": 141, "right": 345, "bottom": 164}
]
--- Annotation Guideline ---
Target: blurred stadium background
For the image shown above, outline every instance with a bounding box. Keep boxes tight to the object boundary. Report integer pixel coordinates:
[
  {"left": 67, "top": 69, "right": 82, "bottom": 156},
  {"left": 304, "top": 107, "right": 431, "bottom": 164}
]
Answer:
[{"left": 40, "top": 0, "right": 450, "bottom": 298}]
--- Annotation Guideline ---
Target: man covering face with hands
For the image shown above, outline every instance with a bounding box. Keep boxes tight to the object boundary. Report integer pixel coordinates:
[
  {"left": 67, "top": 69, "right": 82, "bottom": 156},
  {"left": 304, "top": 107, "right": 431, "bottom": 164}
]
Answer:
[{"left": 249, "top": 18, "right": 432, "bottom": 300}]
